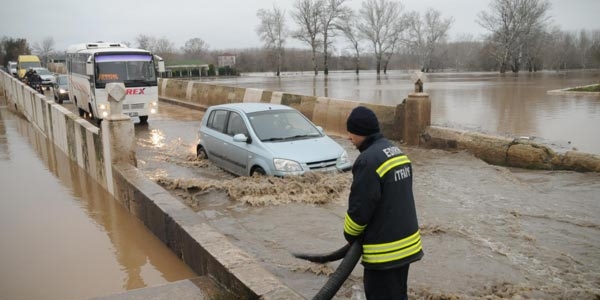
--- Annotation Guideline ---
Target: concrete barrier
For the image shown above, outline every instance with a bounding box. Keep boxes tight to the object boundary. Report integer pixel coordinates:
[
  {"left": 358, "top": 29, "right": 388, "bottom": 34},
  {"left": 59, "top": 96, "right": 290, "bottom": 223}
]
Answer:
[
  {"left": 112, "top": 164, "right": 303, "bottom": 299},
  {"left": 421, "top": 126, "right": 600, "bottom": 172},
  {"left": 158, "top": 78, "right": 428, "bottom": 144},
  {"left": 0, "top": 70, "right": 108, "bottom": 189}
]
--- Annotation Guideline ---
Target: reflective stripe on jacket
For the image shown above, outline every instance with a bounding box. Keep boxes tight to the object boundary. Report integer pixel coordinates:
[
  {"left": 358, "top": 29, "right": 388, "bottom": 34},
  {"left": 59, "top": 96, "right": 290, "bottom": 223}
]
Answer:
[{"left": 344, "top": 133, "right": 424, "bottom": 269}]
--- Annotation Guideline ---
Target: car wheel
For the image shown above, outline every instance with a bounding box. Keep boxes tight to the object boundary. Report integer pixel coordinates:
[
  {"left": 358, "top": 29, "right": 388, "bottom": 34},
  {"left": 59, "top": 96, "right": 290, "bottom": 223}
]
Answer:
[
  {"left": 58, "top": 99, "right": 63, "bottom": 104},
  {"left": 139, "top": 116, "right": 149, "bottom": 125},
  {"left": 196, "top": 145, "right": 208, "bottom": 160},
  {"left": 251, "top": 167, "right": 266, "bottom": 176}
]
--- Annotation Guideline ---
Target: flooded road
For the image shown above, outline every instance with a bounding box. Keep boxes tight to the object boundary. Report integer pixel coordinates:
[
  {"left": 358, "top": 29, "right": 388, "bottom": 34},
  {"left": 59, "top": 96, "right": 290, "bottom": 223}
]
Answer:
[
  {"left": 0, "top": 107, "right": 196, "bottom": 300},
  {"left": 202, "top": 70, "right": 600, "bottom": 154},
  {"left": 135, "top": 101, "right": 600, "bottom": 299},
  {"left": 5, "top": 66, "right": 598, "bottom": 298}
]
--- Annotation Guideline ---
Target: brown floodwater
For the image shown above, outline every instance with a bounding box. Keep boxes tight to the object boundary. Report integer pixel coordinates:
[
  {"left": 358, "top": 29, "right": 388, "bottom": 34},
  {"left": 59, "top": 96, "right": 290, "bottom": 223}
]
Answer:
[
  {"left": 5, "top": 70, "right": 598, "bottom": 299},
  {"left": 134, "top": 101, "right": 600, "bottom": 299},
  {"left": 0, "top": 107, "right": 196, "bottom": 300},
  {"left": 200, "top": 70, "right": 600, "bottom": 154}
]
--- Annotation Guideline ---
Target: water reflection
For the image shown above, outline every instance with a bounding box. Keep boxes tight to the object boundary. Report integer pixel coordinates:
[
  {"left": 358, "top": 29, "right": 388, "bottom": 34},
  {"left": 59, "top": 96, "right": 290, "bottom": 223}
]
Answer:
[
  {"left": 0, "top": 108, "right": 195, "bottom": 299},
  {"left": 206, "top": 70, "right": 600, "bottom": 153},
  {"left": 150, "top": 128, "right": 166, "bottom": 148}
]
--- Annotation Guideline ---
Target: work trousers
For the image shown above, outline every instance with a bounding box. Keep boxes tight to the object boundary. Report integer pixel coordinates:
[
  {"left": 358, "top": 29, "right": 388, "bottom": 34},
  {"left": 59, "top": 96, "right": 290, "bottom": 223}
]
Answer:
[{"left": 363, "top": 264, "right": 410, "bottom": 300}]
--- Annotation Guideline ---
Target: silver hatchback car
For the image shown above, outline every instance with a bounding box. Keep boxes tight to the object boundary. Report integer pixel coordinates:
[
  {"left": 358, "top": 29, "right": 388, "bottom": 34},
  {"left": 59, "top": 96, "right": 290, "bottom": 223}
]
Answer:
[{"left": 197, "top": 103, "right": 352, "bottom": 176}]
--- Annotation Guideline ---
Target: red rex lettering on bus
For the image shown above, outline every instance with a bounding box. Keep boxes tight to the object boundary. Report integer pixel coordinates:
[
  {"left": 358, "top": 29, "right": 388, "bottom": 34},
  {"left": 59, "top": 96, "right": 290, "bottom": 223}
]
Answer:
[{"left": 126, "top": 88, "right": 146, "bottom": 95}]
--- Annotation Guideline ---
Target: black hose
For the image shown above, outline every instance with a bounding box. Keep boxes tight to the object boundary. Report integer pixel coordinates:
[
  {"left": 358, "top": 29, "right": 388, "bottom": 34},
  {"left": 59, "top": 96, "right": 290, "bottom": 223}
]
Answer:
[
  {"left": 293, "top": 243, "right": 351, "bottom": 263},
  {"left": 311, "top": 242, "right": 362, "bottom": 300}
]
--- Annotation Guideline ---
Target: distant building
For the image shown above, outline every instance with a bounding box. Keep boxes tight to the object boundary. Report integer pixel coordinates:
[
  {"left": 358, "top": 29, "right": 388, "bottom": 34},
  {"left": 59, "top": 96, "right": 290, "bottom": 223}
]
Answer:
[{"left": 218, "top": 53, "right": 236, "bottom": 68}]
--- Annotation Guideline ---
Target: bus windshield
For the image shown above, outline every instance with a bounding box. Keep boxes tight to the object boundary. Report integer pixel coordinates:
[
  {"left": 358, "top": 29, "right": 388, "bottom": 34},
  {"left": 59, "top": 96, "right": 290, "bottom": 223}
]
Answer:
[
  {"left": 21, "top": 62, "right": 41, "bottom": 69},
  {"left": 95, "top": 53, "right": 156, "bottom": 88}
]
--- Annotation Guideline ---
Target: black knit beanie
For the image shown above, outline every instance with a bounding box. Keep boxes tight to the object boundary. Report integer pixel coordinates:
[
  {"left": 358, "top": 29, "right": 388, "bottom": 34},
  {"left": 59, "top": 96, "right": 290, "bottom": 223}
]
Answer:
[{"left": 346, "top": 106, "right": 380, "bottom": 136}]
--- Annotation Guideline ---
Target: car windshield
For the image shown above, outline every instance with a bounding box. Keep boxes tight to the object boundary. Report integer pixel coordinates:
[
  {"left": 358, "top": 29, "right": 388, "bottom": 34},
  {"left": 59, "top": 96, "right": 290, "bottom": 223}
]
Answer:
[
  {"left": 21, "top": 62, "right": 41, "bottom": 69},
  {"left": 248, "top": 109, "right": 322, "bottom": 142},
  {"left": 95, "top": 53, "right": 156, "bottom": 88},
  {"left": 57, "top": 76, "right": 68, "bottom": 85},
  {"left": 35, "top": 69, "right": 51, "bottom": 75}
]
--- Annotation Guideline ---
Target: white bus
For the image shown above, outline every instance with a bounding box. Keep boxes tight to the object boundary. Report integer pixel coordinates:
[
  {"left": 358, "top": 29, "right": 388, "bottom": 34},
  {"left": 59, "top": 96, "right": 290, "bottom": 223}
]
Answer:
[{"left": 66, "top": 42, "right": 165, "bottom": 124}]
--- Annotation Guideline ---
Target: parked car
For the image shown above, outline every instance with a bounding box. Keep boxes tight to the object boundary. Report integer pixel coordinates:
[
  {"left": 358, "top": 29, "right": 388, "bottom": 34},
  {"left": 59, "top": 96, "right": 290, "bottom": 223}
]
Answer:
[
  {"left": 7, "top": 61, "right": 18, "bottom": 76},
  {"left": 32, "top": 67, "right": 56, "bottom": 90},
  {"left": 196, "top": 103, "right": 352, "bottom": 176},
  {"left": 52, "top": 74, "right": 69, "bottom": 104}
]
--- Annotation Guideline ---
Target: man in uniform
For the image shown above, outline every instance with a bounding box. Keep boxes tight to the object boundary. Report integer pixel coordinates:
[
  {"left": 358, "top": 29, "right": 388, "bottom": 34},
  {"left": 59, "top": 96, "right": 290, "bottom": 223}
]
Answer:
[{"left": 344, "top": 106, "right": 424, "bottom": 300}]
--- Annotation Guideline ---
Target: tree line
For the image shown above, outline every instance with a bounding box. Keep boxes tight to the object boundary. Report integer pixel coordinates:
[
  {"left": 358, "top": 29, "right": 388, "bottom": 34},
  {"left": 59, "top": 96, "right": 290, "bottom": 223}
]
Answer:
[
  {"left": 254, "top": 0, "right": 600, "bottom": 75},
  {"left": 2, "top": 0, "right": 599, "bottom": 75}
]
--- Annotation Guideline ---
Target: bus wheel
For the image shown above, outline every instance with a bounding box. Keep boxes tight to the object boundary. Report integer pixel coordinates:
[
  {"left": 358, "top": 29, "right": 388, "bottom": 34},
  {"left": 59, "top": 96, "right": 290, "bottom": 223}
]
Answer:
[{"left": 139, "top": 116, "right": 148, "bottom": 125}]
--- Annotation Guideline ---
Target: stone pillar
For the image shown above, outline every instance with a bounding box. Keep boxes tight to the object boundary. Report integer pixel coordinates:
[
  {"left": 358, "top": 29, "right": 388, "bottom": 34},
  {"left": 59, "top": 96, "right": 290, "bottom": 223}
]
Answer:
[
  {"left": 101, "top": 82, "right": 136, "bottom": 167},
  {"left": 403, "top": 92, "right": 431, "bottom": 146}
]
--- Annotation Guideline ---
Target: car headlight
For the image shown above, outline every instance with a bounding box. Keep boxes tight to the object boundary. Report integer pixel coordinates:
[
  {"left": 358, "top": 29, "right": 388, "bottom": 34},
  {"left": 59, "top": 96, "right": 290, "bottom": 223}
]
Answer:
[
  {"left": 274, "top": 158, "right": 302, "bottom": 172},
  {"left": 338, "top": 150, "right": 349, "bottom": 165}
]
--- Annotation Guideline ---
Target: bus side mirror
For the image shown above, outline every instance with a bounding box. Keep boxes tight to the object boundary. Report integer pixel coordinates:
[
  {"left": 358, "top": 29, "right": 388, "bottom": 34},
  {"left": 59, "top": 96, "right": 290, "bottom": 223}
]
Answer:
[
  {"left": 86, "top": 61, "right": 94, "bottom": 76},
  {"left": 154, "top": 55, "right": 165, "bottom": 73}
]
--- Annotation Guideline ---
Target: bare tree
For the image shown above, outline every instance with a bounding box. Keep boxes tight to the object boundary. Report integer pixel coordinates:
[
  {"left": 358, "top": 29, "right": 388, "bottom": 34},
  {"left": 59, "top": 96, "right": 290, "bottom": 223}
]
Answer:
[
  {"left": 32, "top": 37, "right": 55, "bottom": 66},
  {"left": 135, "top": 34, "right": 175, "bottom": 61},
  {"left": 477, "top": 0, "right": 551, "bottom": 73},
  {"left": 135, "top": 34, "right": 156, "bottom": 51},
  {"left": 407, "top": 8, "right": 453, "bottom": 72},
  {"left": 291, "top": 0, "right": 323, "bottom": 75},
  {"left": 337, "top": 11, "right": 363, "bottom": 74},
  {"left": 357, "top": 0, "right": 407, "bottom": 74},
  {"left": 520, "top": 26, "right": 546, "bottom": 72},
  {"left": 182, "top": 38, "right": 209, "bottom": 60},
  {"left": 320, "top": 0, "right": 351, "bottom": 75},
  {"left": 256, "top": 5, "right": 288, "bottom": 76},
  {"left": 154, "top": 37, "right": 176, "bottom": 61},
  {"left": 446, "top": 35, "right": 482, "bottom": 71},
  {"left": 592, "top": 31, "right": 600, "bottom": 67},
  {"left": 576, "top": 30, "right": 591, "bottom": 69}
]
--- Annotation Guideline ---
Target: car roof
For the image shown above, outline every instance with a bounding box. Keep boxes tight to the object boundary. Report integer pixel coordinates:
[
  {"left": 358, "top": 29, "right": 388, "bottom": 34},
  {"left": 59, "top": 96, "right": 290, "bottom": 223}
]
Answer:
[{"left": 210, "top": 103, "right": 295, "bottom": 114}]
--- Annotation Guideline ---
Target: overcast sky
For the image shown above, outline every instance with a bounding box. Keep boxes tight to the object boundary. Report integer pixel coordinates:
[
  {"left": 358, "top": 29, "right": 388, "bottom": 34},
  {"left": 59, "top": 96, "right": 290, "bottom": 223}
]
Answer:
[{"left": 1, "top": 0, "right": 599, "bottom": 52}]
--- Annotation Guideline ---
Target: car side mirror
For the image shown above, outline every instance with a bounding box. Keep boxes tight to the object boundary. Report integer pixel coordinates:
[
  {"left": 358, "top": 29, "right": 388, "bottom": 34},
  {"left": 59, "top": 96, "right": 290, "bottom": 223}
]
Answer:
[{"left": 233, "top": 133, "right": 249, "bottom": 143}]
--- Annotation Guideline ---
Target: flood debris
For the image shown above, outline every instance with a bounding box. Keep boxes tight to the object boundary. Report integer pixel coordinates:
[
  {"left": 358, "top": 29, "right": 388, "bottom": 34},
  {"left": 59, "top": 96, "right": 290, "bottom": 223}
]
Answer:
[{"left": 156, "top": 171, "right": 352, "bottom": 206}]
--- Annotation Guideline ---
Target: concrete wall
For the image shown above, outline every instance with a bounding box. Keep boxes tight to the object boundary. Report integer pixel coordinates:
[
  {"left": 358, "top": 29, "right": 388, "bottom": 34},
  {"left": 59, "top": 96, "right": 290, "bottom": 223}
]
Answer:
[
  {"left": 158, "top": 78, "right": 424, "bottom": 142},
  {"left": 421, "top": 126, "right": 600, "bottom": 172},
  {"left": 0, "top": 70, "right": 304, "bottom": 299},
  {"left": 1, "top": 71, "right": 108, "bottom": 190}
]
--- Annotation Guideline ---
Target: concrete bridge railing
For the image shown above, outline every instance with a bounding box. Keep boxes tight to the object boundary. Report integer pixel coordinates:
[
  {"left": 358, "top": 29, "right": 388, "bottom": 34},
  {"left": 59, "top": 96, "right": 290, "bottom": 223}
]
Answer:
[{"left": 158, "top": 78, "right": 432, "bottom": 144}]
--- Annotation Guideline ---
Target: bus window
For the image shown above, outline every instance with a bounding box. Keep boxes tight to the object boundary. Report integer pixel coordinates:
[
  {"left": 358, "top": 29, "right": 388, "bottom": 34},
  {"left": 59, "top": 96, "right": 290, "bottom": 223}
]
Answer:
[{"left": 95, "top": 53, "right": 156, "bottom": 87}]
